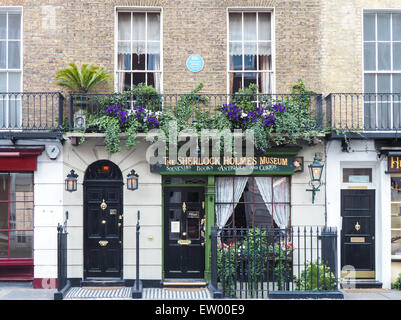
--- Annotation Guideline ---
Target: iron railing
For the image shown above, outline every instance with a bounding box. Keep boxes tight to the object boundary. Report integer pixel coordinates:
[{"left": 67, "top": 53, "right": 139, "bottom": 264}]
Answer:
[
  {"left": 210, "top": 226, "right": 338, "bottom": 298},
  {"left": 0, "top": 92, "right": 64, "bottom": 131},
  {"left": 326, "top": 93, "right": 401, "bottom": 131},
  {"left": 68, "top": 92, "right": 324, "bottom": 131}
]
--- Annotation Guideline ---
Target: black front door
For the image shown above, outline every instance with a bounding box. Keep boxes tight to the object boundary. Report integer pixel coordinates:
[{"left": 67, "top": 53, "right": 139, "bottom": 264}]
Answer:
[
  {"left": 84, "top": 184, "right": 123, "bottom": 279},
  {"left": 341, "top": 189, "right": 375, "bottom": 278},
  {"left": 164, "top": 187, "right": 205, "bottom": 279}
]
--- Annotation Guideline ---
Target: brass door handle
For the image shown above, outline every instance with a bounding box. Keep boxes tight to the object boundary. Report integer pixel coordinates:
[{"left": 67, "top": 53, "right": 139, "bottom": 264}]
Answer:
[
  {"left": 182, "top": 202, "right": 186, "bottom": 213},
  {"left": 101, "top": 220, "right": 106, "bottom": 224},
  {"left": 100, "top": 199, "right": 107, "bottom": 211},
  {"left": 182, "top": 232, "right": 187, "bottom": 237},
  {"left": 99, "top": 240, "right": 108, "bottom": 247}
]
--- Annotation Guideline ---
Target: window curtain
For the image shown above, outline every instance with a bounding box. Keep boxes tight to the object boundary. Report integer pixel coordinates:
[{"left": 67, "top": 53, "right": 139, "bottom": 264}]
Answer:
[
  {"left": 244, "top": 179, "right": 272, "bottom": 227},
  {"left": 215, "top": 176, "right": 248, "bottom": 229},
  {"left": 255, "top": 176, "right": 289, "bottom": 229}
]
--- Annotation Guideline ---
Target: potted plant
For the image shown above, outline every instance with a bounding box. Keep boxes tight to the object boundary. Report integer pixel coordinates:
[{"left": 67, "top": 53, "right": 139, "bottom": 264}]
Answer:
[{"left": 56, "top": 63, "right": 112, "bottom": 129}]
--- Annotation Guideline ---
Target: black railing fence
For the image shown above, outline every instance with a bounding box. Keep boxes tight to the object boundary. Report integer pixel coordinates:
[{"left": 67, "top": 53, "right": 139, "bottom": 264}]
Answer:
[
  {"left": 326, "top": 93, "right": 401, "bottom": 131},
  {"left": 68, "top": 92, "right": 324, "bottom": 131},
  {"left": 0, "top": 92, "right": 64, "bottom": 130},
  {"left": 210, "top": 226, "right": 338, "bottom": 298}
]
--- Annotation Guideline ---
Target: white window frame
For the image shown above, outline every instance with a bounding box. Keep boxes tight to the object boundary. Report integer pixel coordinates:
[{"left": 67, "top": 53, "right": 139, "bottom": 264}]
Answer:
[
  {"left": 114, "top": 6, "right": 163, "bottom": 93},
  {"left": 0, "top": 6, "right": 23, "bottom": 129},
  {"left": 226, "top": 7, "right": 275, "bottom": 95},
  {"left": 362, "top": 9, "right": 401, "bottom": 131}
]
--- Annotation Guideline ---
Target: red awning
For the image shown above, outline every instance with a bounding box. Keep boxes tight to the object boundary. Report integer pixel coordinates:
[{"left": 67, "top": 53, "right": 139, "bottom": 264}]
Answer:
[{"left": 0, "top": 147, "right": 44, "bottom": 171}]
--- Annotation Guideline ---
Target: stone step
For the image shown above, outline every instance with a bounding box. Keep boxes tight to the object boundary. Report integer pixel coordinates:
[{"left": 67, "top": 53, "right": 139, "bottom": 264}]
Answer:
[
  {"left": 341, "top": 280, "right": 383, "bottom": 289},
  {"left": 162, "top": 279, "right": 208, "bottom": 288}
]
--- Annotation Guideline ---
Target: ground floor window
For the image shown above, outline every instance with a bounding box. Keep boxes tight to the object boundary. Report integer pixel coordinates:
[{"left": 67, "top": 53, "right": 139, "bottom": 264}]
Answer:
[
  {"left": 391, "top": 176, "right": 401, "bottom": 260},
  {"left": 0, "top": 172, "right": 33, "bottom": 260},
  {"left": 215, "top": 176, "right": 290, "bottom": 229}
]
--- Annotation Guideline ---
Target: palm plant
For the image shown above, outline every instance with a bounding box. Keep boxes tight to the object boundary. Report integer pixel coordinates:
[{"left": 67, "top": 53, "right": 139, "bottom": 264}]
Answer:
[{"left": 56, "top": 63, "right": 112, "bottom": 93}]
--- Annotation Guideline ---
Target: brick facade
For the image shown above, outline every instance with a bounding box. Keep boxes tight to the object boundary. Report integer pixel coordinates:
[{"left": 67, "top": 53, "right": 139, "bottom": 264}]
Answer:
[{"left": 1, "top": 0, "right": 322, "bottom": 95}]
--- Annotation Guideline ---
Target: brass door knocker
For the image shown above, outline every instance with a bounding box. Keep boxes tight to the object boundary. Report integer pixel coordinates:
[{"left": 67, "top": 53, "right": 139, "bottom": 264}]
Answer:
[
  {"left": 355, "top": 221, "right": 361, "bottom": 231},
  {"left": 100, "top": 199, "right": 107, "bottom": 211}
]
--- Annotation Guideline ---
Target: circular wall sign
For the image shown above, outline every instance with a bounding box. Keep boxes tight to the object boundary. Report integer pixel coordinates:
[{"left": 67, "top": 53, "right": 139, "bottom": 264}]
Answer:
[{"left": 186, "top": 54, "right": 204, "bottom": 73}]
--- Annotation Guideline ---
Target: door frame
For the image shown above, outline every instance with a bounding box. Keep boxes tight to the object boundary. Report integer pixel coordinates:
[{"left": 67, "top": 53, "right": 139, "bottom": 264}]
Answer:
[{"left": 83, "top": 161, "right": 124, "bottom": 280}]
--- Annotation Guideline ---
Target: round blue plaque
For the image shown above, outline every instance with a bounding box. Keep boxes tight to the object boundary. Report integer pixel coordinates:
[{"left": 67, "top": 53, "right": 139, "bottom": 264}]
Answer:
[{"left": 186, "top": 54, "right": 204, "bottom": 73}]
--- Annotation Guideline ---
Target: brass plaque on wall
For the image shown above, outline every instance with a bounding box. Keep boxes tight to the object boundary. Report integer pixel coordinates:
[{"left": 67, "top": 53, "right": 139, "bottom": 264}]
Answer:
[{"left": 350, "top": 237, "right": 365, "bottom": 243}]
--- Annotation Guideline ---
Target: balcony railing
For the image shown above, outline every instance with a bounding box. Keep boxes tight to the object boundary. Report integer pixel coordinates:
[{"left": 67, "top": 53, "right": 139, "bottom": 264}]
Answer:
[
  {"left": 326, "top": 93, "right": 401, "bottom": 132},
  {"left": 68, "top": 92, "right": 324, "bottom": 132},
  {"left": 0, "top": 92, "right": 64, "bottom": 131}
]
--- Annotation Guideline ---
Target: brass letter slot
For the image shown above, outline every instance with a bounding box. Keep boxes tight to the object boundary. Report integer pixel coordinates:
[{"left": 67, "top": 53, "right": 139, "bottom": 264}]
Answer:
[
  {"left": 350, "top": 237, "right": 365, "bottom": 243},
  {"left": 177, "top": 239, "right": 191, "bottom": 245}
]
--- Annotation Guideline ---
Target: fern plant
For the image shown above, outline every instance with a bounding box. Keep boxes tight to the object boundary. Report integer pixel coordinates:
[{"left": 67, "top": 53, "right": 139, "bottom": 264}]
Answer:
[{"left": 56, "top": 63, "right": 112, "bottom": 93}]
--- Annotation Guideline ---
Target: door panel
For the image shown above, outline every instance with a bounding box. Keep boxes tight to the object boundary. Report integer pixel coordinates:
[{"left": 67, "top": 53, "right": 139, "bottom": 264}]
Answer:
[
  {"left": 84, "top": 184, "right": 123, "bottom": 279},
  {"left": 164, "top": 187, "right": 205, "bottom": 279},
  {"left": 341, "top": 189, "right": 375, "bottom": 278}
]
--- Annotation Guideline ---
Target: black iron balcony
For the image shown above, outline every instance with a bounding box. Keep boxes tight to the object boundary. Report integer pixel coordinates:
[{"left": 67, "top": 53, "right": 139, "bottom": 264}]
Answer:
[
  {"left": 0, "top": 92, "right": 64, "bottom": 138},
  {"left": 326, "top": 93, "right": 401, "bottom": 137},
  {"left": 67, "top": 92, "right": 324, "bottom": 132}
]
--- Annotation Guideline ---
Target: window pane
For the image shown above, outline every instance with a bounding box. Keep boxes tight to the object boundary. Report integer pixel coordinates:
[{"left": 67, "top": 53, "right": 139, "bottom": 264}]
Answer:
[
  {"left": 0, "top": 231, "right": 7, "bottom": 258},
  {"left": 10, "top": 202, "right": 33, "bottom": 230},
  {"left": 118, "top": 12, "right": 131, "bottom": 40},
  {"left": 147, "top": 13, "right": 160, "bottom": 41},
  {"left": 0, "top": 202, "right": 7, "bottom": 229},
  {"left": 364, "top": 13, "right": 376, "bottom": 41},
  {"left": 229, "top": 72, "right": 242, "bottom": 93},
  {"left": 0, "top": 14, "right": 6, "bottom": 39},
  {"left": 258, "top": 12, "right": 271, "bottom": 41},
  {"left": 393, "top": 13, "right": 401, "bottom": 41},
  {"left": 9, "top": 231, "right": 33, "bottom": 259},
  {"left": 243, "top": 72, "right": 257, "bottom": 88},
  {"left": 147, "top": 42, "right": 160, "bottom": 70},
  {"left": 394, "top": 43, "right": 401, "bottom": 71},
  {"left": 8, "top": 72, "right": 21, "bottom": 92},
  {"left": 8, "top": 41, "right": 20, "bottom": 69},
  {"left": 117, "top": 72, "right": 131, "bottom": 91},
  {"left": 229, "top": 42, "right": 242, "bottom": 70},
  {"left": 378, "top": 74, "right": 391, "bottom": 93},
  {"left": 273, "top": 177, "right": 289, "bottom": 202},
  {"left": 132, "top": 53, "right": 146, "bottom": 70},
  {"left": 133, "top": 72, "right": 146, "bottom": 87},
  {"left": 378, "top": 42, "right": 390, "bottom": 70},
  {"left": 117, "top": 53, "right": 131, "bottom": 71},
  {"left": 394, "top": 74, "right": 401, "bottom": 94},
  {"left": 0, "top": 72, "right": 6, "bottom": 91},
  {"left": 364, "top": 74, "right": 376, "bottom": 93},
  {"left": 258, "top": 43, "right": 271, "bottom": 70},
  {"left": 243, "top": 13, "right": 256, "bottom": 41},
  {"left": 377, "top": 13, "right": 391, "bottom": 41},
  {"left": 8, "top": 13, "right": 20, "bottom": 39},
  {"left": 132, "top": 13, "right": 146, "bottom": 41},
  {"left": 364, "top": 42, "right": 376, "bottom": 71},
  {"left": 343, "top": 168, "right": 372, "bottom": 183},
  {"left": 258, "top": 72, "right": 272, "bottom": 94},
  {"left": 0, "top": 41, "right": 6, "bottom": 69},
  {"left": 229, "top": 13, "right": 242, "bottom": 41},
  {"left": 10, "top": 173, "right": 33, "bottom": 201},
  {"left": 8, "top": 98, "right": 21, "bottom": 128},
  {"left": 147, "top": 72, "right": 161, "bottom": 91},
  {"left": 244, "top": 43, "right": 256, "bottom": 70}
]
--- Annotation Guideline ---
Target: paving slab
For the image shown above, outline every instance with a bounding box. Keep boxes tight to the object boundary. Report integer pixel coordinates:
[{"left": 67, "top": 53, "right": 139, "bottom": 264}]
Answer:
[{"left": 0, "top": 282, "right": 56, "bottom": 300}]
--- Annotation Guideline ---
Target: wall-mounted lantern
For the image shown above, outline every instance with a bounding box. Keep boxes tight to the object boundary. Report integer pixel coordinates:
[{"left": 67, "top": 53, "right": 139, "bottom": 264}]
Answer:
[
  {"left": 306, "top": 153, "right": 324, "bottom": 204},
  {"left": 127, "top": 170, "right": 139, "bottom": 191},
  {"left": 65, "top": 170, "right": 78, "bottom": 192}
]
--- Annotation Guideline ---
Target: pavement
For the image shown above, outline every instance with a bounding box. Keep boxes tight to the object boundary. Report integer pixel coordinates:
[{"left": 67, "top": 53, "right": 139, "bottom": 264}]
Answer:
[{"left": 1, "top": 282, "right": 401, "bottom": 300}]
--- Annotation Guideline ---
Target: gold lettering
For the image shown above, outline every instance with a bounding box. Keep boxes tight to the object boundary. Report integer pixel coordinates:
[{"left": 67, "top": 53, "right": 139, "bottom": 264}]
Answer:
[{"left": 391, "top": 156, "right": 399, "bottom": 169}]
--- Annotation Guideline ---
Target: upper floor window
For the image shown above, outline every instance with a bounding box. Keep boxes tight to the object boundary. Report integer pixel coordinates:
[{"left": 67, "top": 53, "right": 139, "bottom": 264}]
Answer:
[
  {"left": 363, "top": 12, "right": 401, "bottom": 129},
  {"left": 0, "top": 7, "right": 22, "bottom": 128},
  {"left": 116, "top": 11, "right": 161, "bottom": 92},
  {"left": 228, "top": 11, "right": 273, "bottom": 94}
]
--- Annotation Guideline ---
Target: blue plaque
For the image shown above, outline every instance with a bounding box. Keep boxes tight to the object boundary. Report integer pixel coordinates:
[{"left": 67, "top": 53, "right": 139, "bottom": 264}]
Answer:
[{"left": 186, "top": 54, "right": 204, "bottom": 73}]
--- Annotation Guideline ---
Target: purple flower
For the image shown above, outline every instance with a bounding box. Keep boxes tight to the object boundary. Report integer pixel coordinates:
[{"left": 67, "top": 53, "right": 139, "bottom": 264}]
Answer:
[
  {"left": 272, "top": 104, "right": 286, "bottom": 112},
  {"left": 221, "top": 103, "right": 242, "bottom": 121},
  {"left": 262, "top": 114, "right": 276, "bottom": 127}
]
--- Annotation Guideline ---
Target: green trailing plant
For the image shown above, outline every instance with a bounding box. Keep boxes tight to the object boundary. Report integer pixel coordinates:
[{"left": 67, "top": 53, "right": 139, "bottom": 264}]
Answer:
[
  {"left": 56, "top": 63, "right": 112, "bottom": 93},
  {"left": 294, "top": 260, "right": 337, "bottom": 291},
  {"left": 392, "top": 273, "right": 401, "bottom": 290}
]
